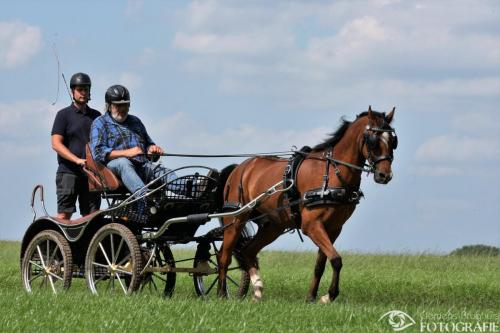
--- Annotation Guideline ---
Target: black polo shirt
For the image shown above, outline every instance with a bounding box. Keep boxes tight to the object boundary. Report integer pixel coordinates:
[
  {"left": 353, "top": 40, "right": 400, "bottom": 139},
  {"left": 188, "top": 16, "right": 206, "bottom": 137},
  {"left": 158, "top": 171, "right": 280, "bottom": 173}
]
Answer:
[{"left": 51, "top": 104, "right": 101, "bottom": 174}]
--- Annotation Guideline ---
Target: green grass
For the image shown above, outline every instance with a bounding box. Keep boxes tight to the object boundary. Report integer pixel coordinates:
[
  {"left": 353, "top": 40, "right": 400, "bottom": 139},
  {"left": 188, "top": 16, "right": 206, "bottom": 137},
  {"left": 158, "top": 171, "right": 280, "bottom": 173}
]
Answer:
[{"left": 1, "top": 240, "right": 499, "bottom": 332}]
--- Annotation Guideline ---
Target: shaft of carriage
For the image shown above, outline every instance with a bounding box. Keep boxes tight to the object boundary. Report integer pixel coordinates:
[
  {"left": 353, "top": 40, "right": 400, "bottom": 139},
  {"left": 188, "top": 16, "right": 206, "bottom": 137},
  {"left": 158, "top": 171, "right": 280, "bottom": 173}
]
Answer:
[{"left": 141, "top": 179, "right": 290, "bottom": 240}]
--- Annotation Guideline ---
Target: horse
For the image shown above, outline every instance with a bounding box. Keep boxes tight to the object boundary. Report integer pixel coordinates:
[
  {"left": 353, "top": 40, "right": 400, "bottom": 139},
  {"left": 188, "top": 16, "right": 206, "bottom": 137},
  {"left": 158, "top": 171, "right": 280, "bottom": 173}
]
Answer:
[{"left": 217, "top": 106, "right": 397, "bottom": 303}]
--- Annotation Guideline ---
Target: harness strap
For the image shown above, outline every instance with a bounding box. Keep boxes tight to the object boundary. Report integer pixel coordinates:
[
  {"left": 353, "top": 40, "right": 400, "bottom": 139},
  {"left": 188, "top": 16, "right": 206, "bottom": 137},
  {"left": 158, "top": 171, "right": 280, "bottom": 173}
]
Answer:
[
  {"left": 248, "top": 197, "right": 306, "bottom": 242},
  {"left": 304, "top": 187, "right": 363, "bottom": 206},
  {"left": 283, "top": 146, "right": 311, "bottom": 229},
  {"left": 325, "top": 156, "right": 374, "bottom": 174},
  {"left": 320, "top": 149, "right": 332, "bottom": 198},
  {"left": 316, "top": 148, "right": 364, "bottom": 206}
]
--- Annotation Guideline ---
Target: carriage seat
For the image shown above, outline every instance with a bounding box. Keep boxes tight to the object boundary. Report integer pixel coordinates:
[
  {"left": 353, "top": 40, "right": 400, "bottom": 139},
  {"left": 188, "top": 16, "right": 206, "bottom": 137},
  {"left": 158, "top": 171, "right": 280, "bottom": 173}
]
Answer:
[{"left": 83, "top": 144, "right": 127, "bottom": 194}]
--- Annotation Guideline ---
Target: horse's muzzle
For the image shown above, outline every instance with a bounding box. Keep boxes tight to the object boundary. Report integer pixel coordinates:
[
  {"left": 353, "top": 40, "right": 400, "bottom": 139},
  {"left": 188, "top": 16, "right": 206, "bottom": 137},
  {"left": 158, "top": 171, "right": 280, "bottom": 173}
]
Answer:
[{"left": 374, "top": 170, "right": 392, "bottom": 184}]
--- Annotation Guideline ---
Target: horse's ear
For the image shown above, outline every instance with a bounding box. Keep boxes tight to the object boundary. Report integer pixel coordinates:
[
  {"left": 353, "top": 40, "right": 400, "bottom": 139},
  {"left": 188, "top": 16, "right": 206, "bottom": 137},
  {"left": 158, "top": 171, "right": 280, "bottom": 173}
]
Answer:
[
  {"left": 386, "top": 106, "right": 395, "bottom": 123},
  {"left": 368, "top": 105, "right": 375, "bottom": 122}
]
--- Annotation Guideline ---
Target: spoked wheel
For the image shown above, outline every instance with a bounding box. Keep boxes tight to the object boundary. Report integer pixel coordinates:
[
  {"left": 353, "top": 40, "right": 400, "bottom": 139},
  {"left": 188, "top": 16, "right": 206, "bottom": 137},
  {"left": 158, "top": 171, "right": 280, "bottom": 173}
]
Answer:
[
  {"left": 85, "top": 223, "right": 143, "bottom": 295},
  {"left": 21, "top": 230, "right": 73, "bottom": 294},
  {"left": 193, "top": 240, "right": 250, "bottom": 298},
  {"left": 140, "top": 244, "right": 176, "bottom": 297}
]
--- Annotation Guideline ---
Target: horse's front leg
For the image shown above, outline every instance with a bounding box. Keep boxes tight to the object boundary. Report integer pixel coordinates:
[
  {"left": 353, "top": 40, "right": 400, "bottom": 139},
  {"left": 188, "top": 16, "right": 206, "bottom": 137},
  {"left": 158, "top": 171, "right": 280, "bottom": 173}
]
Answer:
[
  {"left": 321, "top": 254, "right": 343, "bottom": 304},
  {"left": 302, "top": 221, "right": 342, "bottom": 304},
  {"left": 322, "top": 227, "right": 343, "bottom": 303},
  {"left": 306, "top": 249, "right": 327, "bottom": 302}
]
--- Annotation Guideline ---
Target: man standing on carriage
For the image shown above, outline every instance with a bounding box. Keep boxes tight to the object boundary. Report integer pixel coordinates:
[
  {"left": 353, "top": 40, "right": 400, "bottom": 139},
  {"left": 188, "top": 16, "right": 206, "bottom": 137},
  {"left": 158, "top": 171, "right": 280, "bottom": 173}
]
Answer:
[
  {"left": 51, "top": 73, "right": 101, "bottom": 220},
  {"left": 89, "top": 84, "right": 177, "bottom": 202}
]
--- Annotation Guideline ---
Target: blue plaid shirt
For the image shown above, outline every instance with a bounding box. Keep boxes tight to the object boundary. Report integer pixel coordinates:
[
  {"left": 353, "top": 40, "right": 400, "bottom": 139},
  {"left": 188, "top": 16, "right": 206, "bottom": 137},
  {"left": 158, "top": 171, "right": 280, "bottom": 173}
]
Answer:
[{"left": 90, "top": 112, "right": 155, "bottom": 164}]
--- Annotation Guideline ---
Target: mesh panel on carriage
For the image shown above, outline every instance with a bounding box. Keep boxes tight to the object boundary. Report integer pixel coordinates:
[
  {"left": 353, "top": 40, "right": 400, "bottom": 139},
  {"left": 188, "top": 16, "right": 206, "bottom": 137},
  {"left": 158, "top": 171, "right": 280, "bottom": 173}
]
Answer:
[
  {"left": 107, "top": 173, "right": 218, "bottom": 224},
  {"left": 165, "top": 174, "right": 214, "bottom": 200}
]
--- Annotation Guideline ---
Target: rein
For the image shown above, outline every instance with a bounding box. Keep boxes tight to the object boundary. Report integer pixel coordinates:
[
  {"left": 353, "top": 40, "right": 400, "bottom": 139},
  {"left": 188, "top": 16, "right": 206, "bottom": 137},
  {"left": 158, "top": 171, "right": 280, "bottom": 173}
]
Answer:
[
  {"left": 153, "top": 151, "right": 295, "bottom": 158},
  {"left": 295, "top": 151, "right": 375, "bottom": 175},
  {"left": 324, "top": 155, "right": 374, "bottom": 174}
]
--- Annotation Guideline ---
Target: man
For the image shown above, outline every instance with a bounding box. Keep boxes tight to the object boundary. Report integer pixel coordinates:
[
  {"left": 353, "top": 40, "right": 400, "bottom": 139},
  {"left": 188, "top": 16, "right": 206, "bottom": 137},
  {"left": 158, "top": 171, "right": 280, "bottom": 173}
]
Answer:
[
  {"left": 90, "top": 84, "right": 176, "bottom": 199},
  {"left": 51, "top": 72, "right": 101, "bottom": 219}
]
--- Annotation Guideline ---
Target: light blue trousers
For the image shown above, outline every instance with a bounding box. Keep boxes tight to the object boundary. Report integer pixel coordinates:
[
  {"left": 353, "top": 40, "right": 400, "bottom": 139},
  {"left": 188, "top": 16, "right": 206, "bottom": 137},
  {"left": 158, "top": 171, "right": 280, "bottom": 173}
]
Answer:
[{"left": 107, "top": 158, "right": 177, "bottom": 194}]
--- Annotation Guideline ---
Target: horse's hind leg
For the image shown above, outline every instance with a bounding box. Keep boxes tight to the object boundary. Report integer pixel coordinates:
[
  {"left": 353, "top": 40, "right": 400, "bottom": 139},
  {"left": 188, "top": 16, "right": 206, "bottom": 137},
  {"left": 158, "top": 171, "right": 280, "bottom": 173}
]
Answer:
[
  {"left": 241, "top": 220, "right": 284, "bottom": 301},
  {"left": 217, "top": 217, "right": 246, "bottom": 298}
]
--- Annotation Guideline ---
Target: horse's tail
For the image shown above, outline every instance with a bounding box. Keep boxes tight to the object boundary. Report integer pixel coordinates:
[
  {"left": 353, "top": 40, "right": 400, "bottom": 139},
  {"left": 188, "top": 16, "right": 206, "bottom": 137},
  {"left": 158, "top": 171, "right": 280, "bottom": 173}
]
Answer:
[{"left": 215, "top": 163, "right": 238, "bottom": 212}]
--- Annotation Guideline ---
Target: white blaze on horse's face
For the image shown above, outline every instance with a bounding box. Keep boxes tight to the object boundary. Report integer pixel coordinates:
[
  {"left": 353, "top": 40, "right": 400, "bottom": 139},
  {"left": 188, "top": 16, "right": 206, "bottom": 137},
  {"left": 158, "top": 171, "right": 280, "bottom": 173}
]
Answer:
[
  {"left": 374, "top": 151, "right": 393, "bottom": 184},
  {"left": 369, "top": 123, "right": 394, "bottom": 185},
  {"left": 380, "top": 132, "right": 390, "bottom": 149}
]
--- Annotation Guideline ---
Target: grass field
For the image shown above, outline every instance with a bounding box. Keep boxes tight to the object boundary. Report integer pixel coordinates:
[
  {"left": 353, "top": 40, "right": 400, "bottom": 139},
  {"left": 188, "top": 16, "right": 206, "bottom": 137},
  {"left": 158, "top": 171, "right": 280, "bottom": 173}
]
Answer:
[{"left": 1, "top": 240, "right": 499, "bottom": 332}]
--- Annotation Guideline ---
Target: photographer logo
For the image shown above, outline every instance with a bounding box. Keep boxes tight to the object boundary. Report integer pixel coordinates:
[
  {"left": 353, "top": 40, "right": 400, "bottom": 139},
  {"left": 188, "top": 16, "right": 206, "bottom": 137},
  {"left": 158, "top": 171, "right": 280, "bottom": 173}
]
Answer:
[{"left": 379, "top": 310, "right": 416, "bottom": 331}]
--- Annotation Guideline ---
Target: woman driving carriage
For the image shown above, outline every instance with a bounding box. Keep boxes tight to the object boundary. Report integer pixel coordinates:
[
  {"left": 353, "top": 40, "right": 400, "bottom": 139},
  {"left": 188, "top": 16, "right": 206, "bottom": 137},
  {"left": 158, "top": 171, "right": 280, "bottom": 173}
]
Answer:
[{"left": 89, "top": 85, "right": 177, "bottom": 202}]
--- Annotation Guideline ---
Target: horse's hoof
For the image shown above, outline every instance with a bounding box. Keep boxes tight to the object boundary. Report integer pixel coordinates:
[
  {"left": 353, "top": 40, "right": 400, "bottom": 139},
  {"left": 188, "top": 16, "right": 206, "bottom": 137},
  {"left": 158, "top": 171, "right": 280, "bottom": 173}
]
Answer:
[
  {"left": 305, "top": 296, "right": 316, "bottom": 303},
  {"left": 319, "top": 294, "right": 331, "bottom": 304},
  {"left": 252, "top": 296, "right": 262, "bottom": 302},
  {"left": 252, "top": 291, "right": 263, "bottom": 302}
]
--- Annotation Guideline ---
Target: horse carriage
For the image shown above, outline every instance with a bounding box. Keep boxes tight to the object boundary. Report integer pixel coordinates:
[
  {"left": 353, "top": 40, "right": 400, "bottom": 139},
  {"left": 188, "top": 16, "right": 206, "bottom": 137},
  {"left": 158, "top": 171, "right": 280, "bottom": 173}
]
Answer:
[
  {"left": 20, "top": 144, "right": 271, "bottom": 297},
  {"left": 21, "top": 107, "right": 398, "bottom": 303}
]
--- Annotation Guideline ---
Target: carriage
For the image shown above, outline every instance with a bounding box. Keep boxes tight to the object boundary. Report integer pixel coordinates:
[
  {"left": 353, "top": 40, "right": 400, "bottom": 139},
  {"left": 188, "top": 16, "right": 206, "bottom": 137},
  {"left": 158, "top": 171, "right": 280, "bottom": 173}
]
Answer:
[
  {"left": 21, "top": 107, "right": 398, "bottom": 302},
  {"left": 20, "top": 145, "right": 273, "bottom": 297}
]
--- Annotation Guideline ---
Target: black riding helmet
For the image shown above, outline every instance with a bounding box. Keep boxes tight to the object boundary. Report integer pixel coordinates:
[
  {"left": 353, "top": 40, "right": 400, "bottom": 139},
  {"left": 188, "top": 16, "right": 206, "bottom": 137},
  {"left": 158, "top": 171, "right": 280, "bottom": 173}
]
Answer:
[
  {"left": 70, "top": 72, "right": 91, "bottom": 88},
  {"left": 105, "top": 85, "right": 130, "bottom": 104}
]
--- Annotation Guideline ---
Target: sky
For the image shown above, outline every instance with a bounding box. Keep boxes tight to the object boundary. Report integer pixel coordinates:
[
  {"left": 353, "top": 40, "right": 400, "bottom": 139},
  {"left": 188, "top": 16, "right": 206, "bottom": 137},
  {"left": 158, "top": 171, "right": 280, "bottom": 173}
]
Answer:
[{"left": 0, "top": 0, "right": 499, "bottom": 253}]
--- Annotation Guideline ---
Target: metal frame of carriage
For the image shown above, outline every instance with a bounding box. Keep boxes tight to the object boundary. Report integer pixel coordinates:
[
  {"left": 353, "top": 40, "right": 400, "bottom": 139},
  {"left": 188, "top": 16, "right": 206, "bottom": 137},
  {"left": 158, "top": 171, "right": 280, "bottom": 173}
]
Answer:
[{"left": 20, "top": 148, "right": 290, "bottom": 297}]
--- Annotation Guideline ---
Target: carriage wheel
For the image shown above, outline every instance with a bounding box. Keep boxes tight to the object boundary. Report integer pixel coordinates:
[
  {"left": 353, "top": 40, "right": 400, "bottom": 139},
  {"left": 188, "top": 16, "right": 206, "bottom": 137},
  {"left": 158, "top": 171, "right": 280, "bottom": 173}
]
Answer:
[
  {"left": 140, "top": 244, "right": 176, "bottom": 297},
  {"left": 192, "top": 241, "right": 250, "bottom": 298},
  {"left": 21, "top": 230, "right": 73, "bottom": 294},
  {"left": 85, "top": 223, "right": 143, "bottom": 295}
]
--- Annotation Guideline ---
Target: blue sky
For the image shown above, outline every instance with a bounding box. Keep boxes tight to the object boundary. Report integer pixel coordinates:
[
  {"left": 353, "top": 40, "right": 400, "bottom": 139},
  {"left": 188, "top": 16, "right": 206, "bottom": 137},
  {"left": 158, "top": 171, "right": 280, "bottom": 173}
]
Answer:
[{"left": 0, "top": 0, "right": 499, "bottom": 253}]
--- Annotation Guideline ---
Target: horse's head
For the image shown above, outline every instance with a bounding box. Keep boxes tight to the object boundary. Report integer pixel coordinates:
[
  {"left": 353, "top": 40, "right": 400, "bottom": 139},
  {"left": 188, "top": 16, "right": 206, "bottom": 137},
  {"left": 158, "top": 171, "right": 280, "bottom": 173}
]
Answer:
[{"left": 360, "top": 106, "right": 397, "bottom": 184}]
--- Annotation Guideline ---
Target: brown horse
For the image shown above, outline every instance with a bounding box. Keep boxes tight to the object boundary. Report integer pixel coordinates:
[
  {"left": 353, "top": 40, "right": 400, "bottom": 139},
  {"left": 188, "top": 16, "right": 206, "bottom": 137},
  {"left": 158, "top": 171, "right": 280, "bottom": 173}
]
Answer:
[{"left": 218, "top": 106, "right": 397, "bottom": 303}]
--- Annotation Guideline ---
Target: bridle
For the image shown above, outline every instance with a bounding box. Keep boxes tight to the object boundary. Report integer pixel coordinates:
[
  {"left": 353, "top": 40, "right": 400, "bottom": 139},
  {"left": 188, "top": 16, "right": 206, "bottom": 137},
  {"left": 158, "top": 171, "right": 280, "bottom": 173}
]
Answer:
[
  {"left": 314, "top": 124, "right": 397, "bottom": 176},
  {"left": 363, "top": 124, "right": 398, "bottom": 171}
]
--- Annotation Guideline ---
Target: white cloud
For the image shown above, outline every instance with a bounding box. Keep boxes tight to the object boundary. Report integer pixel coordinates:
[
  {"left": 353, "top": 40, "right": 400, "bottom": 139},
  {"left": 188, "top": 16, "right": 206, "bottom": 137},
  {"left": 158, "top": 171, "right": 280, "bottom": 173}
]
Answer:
[
  {"left": 173, "top": 31, "right": 293, "bottom": 56},
  {"left": 0, "top": 20, "right": 42, "bottom": 69},
  {"left": 452, "top": 112, "right": 500, "bottom": 133},
  {"left": 184, "top": 0, "right": 218, "bottom": 30},
  {"left": 182, "top": 0, "right": 300, "bottom": 34},
  {"left": 0, "top": 141, "right": 47, "bottom": 160},
  {"left": 415, "top": 134, "right": 500, "bottom": 162},
  {"left": 136, "top": 48, "right": 158, "bottom": 66},
  {"left": 0, "top": 99, "right": 57, "bottom": 162},
  {"left": 170, "top": 1, "right": 500, "bottom": 111},
  {"left": 409, "top": 165, "right": 462, "bottom": 177},
  {"left": 124, "top": 0, "right": 144, "bottom": 17},
  {"left": 118, "top": 72, "right": 143, "bottom": 90},
  {"left": 305, "top": 16, "right": 395, "bottom": 71},
  {"left": 172, "top": 1, "right": 298, "bottom": 58},
  {"left": 370, "top": 0, "right": 401, "bottom": 6},
  {"left": 148, "top": 111, "right": 329, "bottom": 154},
  {"left": 0, "top": 99, "right": 57, "bottom": 138}
]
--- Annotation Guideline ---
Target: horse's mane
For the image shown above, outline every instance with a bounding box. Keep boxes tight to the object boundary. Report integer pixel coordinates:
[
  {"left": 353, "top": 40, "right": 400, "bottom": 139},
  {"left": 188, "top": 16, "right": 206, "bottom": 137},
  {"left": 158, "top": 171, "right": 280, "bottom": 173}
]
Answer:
[
  {"left": 312, "top": 118, "right": 352, "bottom": 152},
  {"left": 312, "top": 110, "right": 387, "bottom": 151}
]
